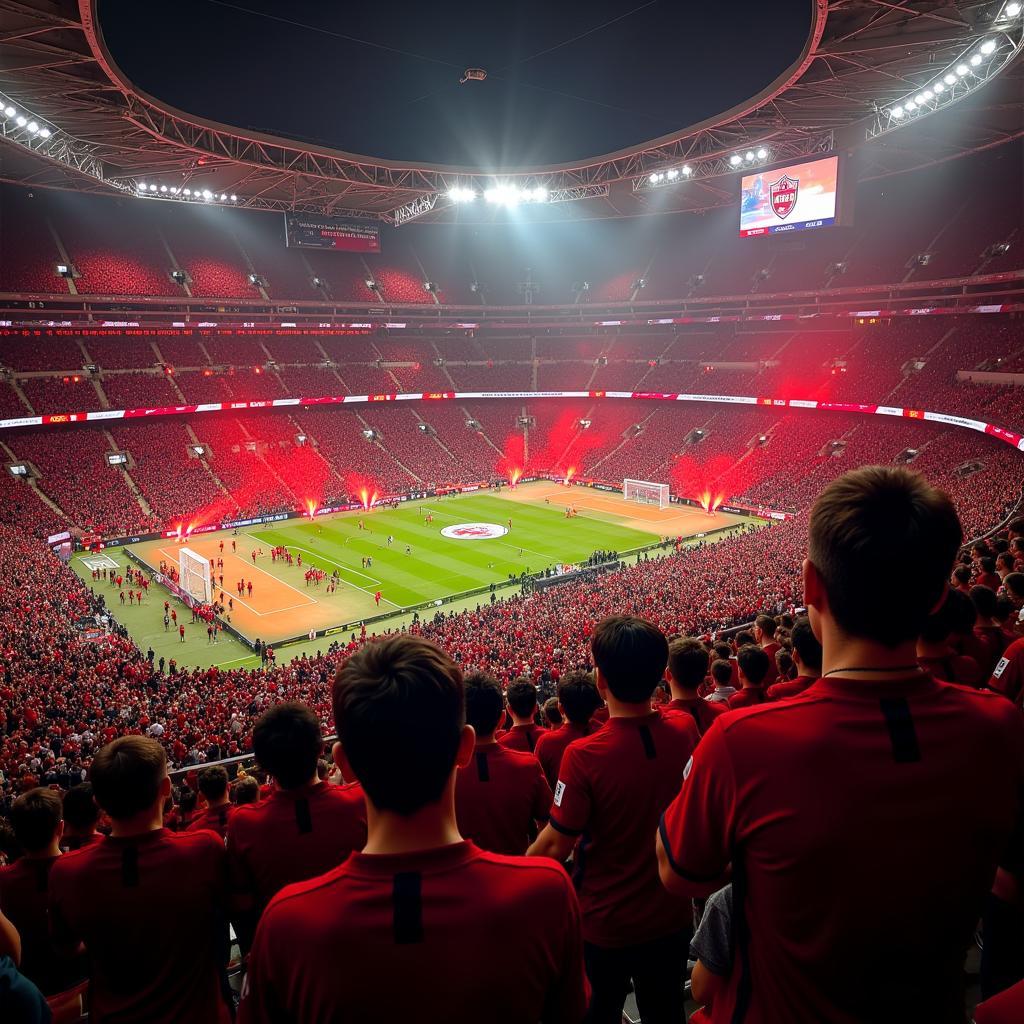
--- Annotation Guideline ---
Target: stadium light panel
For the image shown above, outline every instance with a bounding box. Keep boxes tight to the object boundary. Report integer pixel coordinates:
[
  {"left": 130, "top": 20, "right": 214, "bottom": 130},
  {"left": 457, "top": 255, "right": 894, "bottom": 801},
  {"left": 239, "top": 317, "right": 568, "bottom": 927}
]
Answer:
[
  {"left": 26, "top": 121, "right": 38, "bottom": 133},
  {"left": 137, "top": 182, "right": 147, "bottom": 191},
  {"left": 160, "top": 185, "right": 168, "bottom": 192},
  {"left": 532, "top": 186, "right": 548, "bottom": 202},
  {"left": 231, "top": 194, "right": 238, "bottom": 201},
  {"left": 202, "top": 189, "right": 213, "bottom": 199},
  {"left": 744, "top": 151, "right": 755, "bottom": 161},
  {"left": 182, "top": 188, "right": 191, "bottom": 196},
  {"left": 756, "top": 147, "right": 768, "bottom": 159},
  {"left": 666, "top": 168, "right": 679, "bottom": 180},
  {"left": 648, "top": 172, "right": 659, "bottom": 183},
  {"left": 956, "top": 63, "right": 970, "bottom": 75},
  {"left": 933, "top": 82, "right": 944, "bottom": 93},
  {"left": 889, "top": 106, "right": 904, "bottom": 118},
  {"left": 682, "top": 165, "right": 692, "bottom": 176},
  {"left": 904, "top": 100, "right": 917, "bottom": 110},
  {"left": 15, "top": 116, "right": 26, "bottom": 126},
  {"left": 2, "top": 105, "right": 14, "bottom": 117},
  {"left": 970, "top": 53, "right": 983, "bottom": 66},
  {"left": 922, "top": 89, "right": 934, "bottom": 100},
  {"left": 729, "top": 154, "right": 742, "bottom": 166},
  {"left": 914, "top": 94, "right": 926, "bottom": 104},
  {"left": 38, "top": 128, "right": 51, "bottom": 138},
  {"left": 148, "top": 184, "right": 158, "bottom": 192},
  {"left": 219, "top": 193, "right": 227, "bottom": 201},
  {"left": 1007, "top": 2, "right": 1022, "bottom": 15},
  {"left": 980, "top": 39, "right": 997, "bottom": 54},
  {"left": 943, "top": 73, "right": 957, "bottom": 85}
]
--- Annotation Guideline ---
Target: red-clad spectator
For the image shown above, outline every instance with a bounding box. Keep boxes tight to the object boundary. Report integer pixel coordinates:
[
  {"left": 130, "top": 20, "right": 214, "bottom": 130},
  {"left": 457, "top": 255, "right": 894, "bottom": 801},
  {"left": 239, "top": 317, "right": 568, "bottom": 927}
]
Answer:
[
  {"left": 705, "top": 658, "right": 738, "bottom": 704},
  {"left": 972, "top": 585, "right": 1013, "bottom": 678},
  {"left": 662, "top": 636, "right": 724, "bottom": 736},
  {"left": 916, "top": 588, "right": 982, "bottom": 686},
  {"left": 658, "top": 466, "right": 1024, "bottom": 1024},
  {"left": 753, "top": 614, "right": 781, "bottom": 687},
  {"left": 238, "top": 635, "right": 588, "bottom": 1024},
  {"left": 726, "top": 644, "right": 771, "bottom": 710},
  {"left": 528, "top": 616, "right": 699, "bottom": 1024},
  {"left": 534, "top": 671, "right": 603, "bottom": 788},
  {"left": 767, "top": 616, "right": 823, "bottom": 699},
  {"left": 49, "top": 736, "right": 230, "bottom": 1024},
  {"left": 991, "top": 638, "right": 1024, "bottom": 705},
  {"left": 497, "top": 677, "right": 548, "bottom": 753},
  {"left": 455, "top": 671, "right": 551, "bottom": 855},
  {"left": 60, "top": 783, "right": 101, "bottom": 853},
  {"left": 227, "top": 702, "right": 366, "bottom": 949},
  {"left": 187, "top": 766, "right": 234, "bottom": 840}
]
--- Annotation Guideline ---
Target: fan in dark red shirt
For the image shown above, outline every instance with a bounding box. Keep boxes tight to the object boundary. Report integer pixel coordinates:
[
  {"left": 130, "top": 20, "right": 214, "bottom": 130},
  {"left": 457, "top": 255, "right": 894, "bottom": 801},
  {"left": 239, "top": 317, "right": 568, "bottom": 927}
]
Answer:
[
  {"left": 534, "top": 671, "right": 604, "bottom": 788},
  {"left": 0, "top": 788, "right": 85, "bottom": 996},
  {"left": 59, "top": 783, "right": 101, "bottom": 853},
  {"left": 239, "top": 635, "right": 588, "bottom": 1024},
  {"left": 187, "top": 766, "right": 235, "bottom": 840},
  {"left": 49, "top": 736, "right": 231, "bottom": 1024},
  {"left": 528, "top": 615, "right": 699, "bottom": 1024},
  {"left": 497, "top": 677, "right": 548, "bottom": 752},
  {"left": 455, "top": 671, "right": 552, "bottom": 855},
  {"left": 659, "top": 466, "right": 1024, "bottom": 1024},
  {"left": 726, "top": 644, "right": 771, "bottom": 710},
  {"left": 753, "top": 614, "right": 781, "bottom": 687},
  {"left": 991, "top": 637, "right": 1024, "bottom": 705},
  {"left": 915, "top": 588, "right": 982, "bottom": 687},
  {"left": 766, "top": 616, "right": 822, "bottom": 700},
  {"left": 227, "top": 702, "right": 367, "bottom": 948},
  {"left": 662, "top": 636, "right": 724, "bottom": 737}
]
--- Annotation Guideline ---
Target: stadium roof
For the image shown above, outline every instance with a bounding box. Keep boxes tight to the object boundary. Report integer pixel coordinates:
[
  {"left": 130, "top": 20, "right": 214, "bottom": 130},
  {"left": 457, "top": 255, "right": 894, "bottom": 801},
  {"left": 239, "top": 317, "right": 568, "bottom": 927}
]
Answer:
[{"left": 0, "top": 0, "right": 1021, "bottom": 224}]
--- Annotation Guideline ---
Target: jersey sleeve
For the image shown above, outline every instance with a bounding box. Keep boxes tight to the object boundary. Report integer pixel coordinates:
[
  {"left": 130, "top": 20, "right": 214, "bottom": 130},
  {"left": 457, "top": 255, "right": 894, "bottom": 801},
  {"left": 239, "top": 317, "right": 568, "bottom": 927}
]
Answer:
[
  {"left": 549, "top": 745, "right": 590, "bottom": 837},
  {"left": 236, "top": 907, "right": 288, "bottom": 1024},
  {"left": 531, "top": 761, "right": 554, "bottom": 824},
  {"left": 541, "top": 868, "right": 589, "bottom": 1024},
  {"left": 659, "top": 718, "right": 738, "bottom": 896}
]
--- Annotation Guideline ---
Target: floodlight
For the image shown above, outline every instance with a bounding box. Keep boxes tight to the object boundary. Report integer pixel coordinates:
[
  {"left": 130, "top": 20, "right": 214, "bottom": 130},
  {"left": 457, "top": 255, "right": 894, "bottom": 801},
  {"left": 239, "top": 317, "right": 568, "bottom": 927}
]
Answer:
[
  {"left": 137, "top": 182, "right": 147, "bottom": 192},
  {"left": 970, "top": 53, "right": 983, "bottom": 66},
  {"left": 648, "top": 172, "right": 659, "bottom": 183},
  {"left": 681, "top": 165, "right": 692, "bottom": 176},
  {"left": 230, "top": 195, "right": 238, "bottom": 201},
  {"left": 219, "top": 193, "right": 226, "bottom": 201},
  {"left": 160, "top": 185, "right": 168, "bottom": 192},
  {"left": 933, "top": 82, "right": 944, "bottom": 93},
  {"left": 914, "top": 94, "right": 925, "bottom": 104},
  {"left": 666, "top": 168, "right": 679, "bottom": 180},
  {"left": 980, "top": 39, "right": 997, "bottom": 54},
  {"left": 170, "top": 187, "right": 179, "bottom": 194},
  {"left": 26, "top": 121, "right": 39, "bottom": 133},
  {"left": 904, "top": 100, "right": 917, "bottom": 111},
  {"left": 729, "top": 154, "right": 742, "bottom": 166},
  {"left": 956, "top": 63, "right": 970, "bottom": 75},
  {"left": 943, "top": 73, "right": 957, "bottom": 85},
  {"left": 889, "top": 106, "right": 904, "bottom": 118},
  {"left": 15, "top": 116, "right": 26, "bottom": 126},
  {"left": 532, "top": 186, "right": 548, "bottom": 202},
  {"left": 756, "top": 147, "right": 768, "bottom": 159},
  {"left": 202, "top": 189, "right": 213, "bottom": 199},
  {"left": 149, "top": 184, "right": 157, "bottom": 192},
  {"left": 2, "top": 106, "right": 14, "bottom": 117},
  {"left": 1006, "top": 2, "right": 1022, "bottom": 16},
  {"left": 744, "top": 151, "right": 755, "bottom": 161},
  {"left": 38, "top": 127, "right": 51, "bottom": 139},
  {"left": 922, "top": 89, "right": 933, "bottom": 100},
  {"left": 183, "top": 188, "right": 191, "bottom": 196}
]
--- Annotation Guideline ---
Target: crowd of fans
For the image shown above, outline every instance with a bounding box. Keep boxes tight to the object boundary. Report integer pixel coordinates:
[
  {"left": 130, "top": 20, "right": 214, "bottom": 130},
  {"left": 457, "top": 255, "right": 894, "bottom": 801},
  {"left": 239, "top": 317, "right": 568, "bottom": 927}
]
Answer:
[{"left": 1, "top": 467, "right": 1024, "bottom": 1022}]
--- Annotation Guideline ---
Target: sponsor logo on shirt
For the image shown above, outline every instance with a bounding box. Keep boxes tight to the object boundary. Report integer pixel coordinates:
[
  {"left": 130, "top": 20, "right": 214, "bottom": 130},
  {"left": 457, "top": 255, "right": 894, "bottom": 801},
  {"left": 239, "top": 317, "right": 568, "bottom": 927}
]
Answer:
[
  {"left": 683, "top": 755, "right": 693, "bottom": 781},
  {"left": 993, "top": 657, "right": 1010, "bottom": 679},
  {"left": 553, "top": 780, "right": 565, "bottom": 807}
]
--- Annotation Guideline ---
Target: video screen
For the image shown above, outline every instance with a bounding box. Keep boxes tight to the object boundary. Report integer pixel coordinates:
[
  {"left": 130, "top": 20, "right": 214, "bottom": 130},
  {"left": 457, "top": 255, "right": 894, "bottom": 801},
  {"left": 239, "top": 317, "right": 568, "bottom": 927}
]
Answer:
[{"left": 740, "top": 154, "right": 840, "bottom": 237}]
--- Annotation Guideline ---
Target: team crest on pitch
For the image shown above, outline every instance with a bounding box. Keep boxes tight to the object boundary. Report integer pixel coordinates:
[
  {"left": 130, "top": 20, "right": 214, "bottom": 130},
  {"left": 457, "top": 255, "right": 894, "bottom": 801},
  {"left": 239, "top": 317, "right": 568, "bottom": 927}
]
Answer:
[
  {"left": 769, "top": 174, "right": 799, "bottom": 220},
  {"left": 440, "top": 523, "right": 508, "bottom": 540}
]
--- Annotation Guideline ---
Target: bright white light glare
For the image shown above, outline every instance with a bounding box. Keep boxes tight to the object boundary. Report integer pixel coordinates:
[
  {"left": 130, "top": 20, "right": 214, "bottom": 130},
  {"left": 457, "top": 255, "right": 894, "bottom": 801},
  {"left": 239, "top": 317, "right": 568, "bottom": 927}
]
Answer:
[
  {"left": 648, "top": 173, "right": 659, "bottom": 183},
  {"left": 729, "top": 154, "right": 742, "bottom": 166},
  {"left": 1007, "top": 2, "right": 1022, "bottom": 16},
  {"left": 889, "top": 106, "right": 904, "bottom": 118},
  {"left": 980, "top": 39, "right": 997, "bottom": 54},
  {"left": 148, "top": 184, "right": 158, "bottom": 192},
  {"left": 933, "top": 82, "right": 944, "bottom": 93},
  {"left": 183, "top": 188, "right": 191, "bottom": 196},
  {"left": 681, "top": 164, "right": 692, "bottom": 176},
  {"left": 532, "top": 186, "right": 548, "bottom": 202},
  {"left": 744, "top": 150, "right": 755, "bottom": 161},
  {"left": 170, "top": 187, "right": 179, "bottom": 194},
  {"left": 202, "top": 189, "right": 213, "bottom": 199},
  {"left": 970, "top": 52, "right": 983, "bottom": 66},
  {"left": 943, "top": 73, "right": 957, "bottom": 85},
  {"left": 956, "top": 63, "right": 970, "bottom": 75},
  {"left": 667, "top": 168, "right": 679, "bottom": 180},
  {"left": 26, "top": 121, "right": 38, "bottom": 133},
  {"left": 904, "top": 100, "right": 917, "bottom": 111},
  {"left": 15, "top": 116, "right": 26, "bottom": 127},
  {"left": 137, "top": 182, "right": 147, "bottom": 191},
  {"left": 230, "top": 194, "right": 238, "bottom": 202},
  {"left": 2, "top": 106, "right": 14, "bottom": 118},
  {"left": 922, "top": 89, "right": 934, "bottom": 100},
  {"left": 160, "top": 185, "right": 168, "bottom": 192},
  {"left": 914, "top": 94, "right": 926, "bottom": 104},
  {"left": 38, "top": 127, "right": 51, "bottom": 138},
  {"left": 756, "top": 147, "right": 768, "bottom": 159},
  {"left": 219, "top": 193, "right": 227, "bottom": 201}
]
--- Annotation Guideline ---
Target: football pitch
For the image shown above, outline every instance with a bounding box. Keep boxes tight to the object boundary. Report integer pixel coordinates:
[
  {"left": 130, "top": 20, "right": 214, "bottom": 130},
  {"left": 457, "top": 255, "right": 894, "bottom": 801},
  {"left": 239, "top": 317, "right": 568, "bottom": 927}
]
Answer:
[{"left": 72, "top": 482, "right": 750, "bottom": 668}]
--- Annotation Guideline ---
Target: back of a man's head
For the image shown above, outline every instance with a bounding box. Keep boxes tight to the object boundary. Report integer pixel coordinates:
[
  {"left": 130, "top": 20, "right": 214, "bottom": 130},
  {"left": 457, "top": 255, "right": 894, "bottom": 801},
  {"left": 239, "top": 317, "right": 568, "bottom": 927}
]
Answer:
[
  {"left": 710, "top": 660, "right": 733, "bottom": 686},
  {"left": 737, "top": 644, "right": 771, "bottom": 687},
  {"left": 197, "top": 765, "right": 229, "bottom": 802},
  {"left": 333, "top": 635, "right": 464, "bottom": 816},
  {"left": 542, "top": 697, "right": 562, "bottom": 728},
  {"left": 62, "top": 783, "right": 99, "bottom": 834},
  {"left": 11, "top": 788, "right": 62, "bottom": 853},
  {"left": 591, "top": 615, "right": 668, "bottom": 704},
  {"left": 252, "top": 702, "right": 322, "bottom": 790},
  {"left": 1005, "top": 573, "right": 1024, "bottom": 601},
  {"left": 808, "top": 466, "right": 962, "bottom": 648},
  {"left": 506, "top": 677, "right": 538, "bottom": 718},
  {"left": 971, "top": 585, "right": 998, "bottom": 622},
  {"left": 232, "top": 777, "right": 260, "bottom": 805},
  {"left": 91, "top": 736, "right": 167, "bottom": 821},
  {"left": 463, "top": 671, "right": 505, "bottom": 738},
  {"left": 755, "top": 615, "right": 777, "bottom": 641},
  {"left": 667, "top": 637, "right": 710, "bottom": 691},
  {"left": 790, "top": 617, "right": 823, "bottom": 673},
  {"left": 556, "top": 671, "right": 602, "bottom": 724}
]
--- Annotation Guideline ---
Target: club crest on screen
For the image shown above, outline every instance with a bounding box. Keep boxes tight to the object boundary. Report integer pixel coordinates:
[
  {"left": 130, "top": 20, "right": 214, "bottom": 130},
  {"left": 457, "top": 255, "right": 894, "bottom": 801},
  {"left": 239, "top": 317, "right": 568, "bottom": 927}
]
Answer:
[{"left": 770, "top": 174, "right": 799, "bottom": 219}]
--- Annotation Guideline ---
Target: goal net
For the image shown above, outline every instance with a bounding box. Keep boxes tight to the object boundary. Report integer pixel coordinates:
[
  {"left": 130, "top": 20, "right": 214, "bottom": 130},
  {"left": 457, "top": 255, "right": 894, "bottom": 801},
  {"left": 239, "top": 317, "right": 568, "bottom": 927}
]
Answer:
[
  {"left": 179, "top": 546, "right": 212, "bottom": 605},
  {"left": 623, "top": 479, "right": 670, "bottom": 510}
]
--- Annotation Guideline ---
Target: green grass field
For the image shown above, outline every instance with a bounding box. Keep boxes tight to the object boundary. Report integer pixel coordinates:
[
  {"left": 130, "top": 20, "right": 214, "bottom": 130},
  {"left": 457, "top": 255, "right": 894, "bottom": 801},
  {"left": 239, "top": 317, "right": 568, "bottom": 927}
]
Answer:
[{"left": 71, "top": 485, "right": 751, "bottom": 670}]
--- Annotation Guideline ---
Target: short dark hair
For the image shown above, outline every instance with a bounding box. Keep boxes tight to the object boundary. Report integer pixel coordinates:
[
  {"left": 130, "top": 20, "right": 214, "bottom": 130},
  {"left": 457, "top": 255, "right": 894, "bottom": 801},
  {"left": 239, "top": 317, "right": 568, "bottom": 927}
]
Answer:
[
  {"left": 91, "top": 736, "right": 167, "bottom": 820},
  {"left": 62, "top": 783, "right": 99, "bottom": 833},
  {"left": 997, "top": 553, "right": 1015, "bottom": 572},
  {"left": 591, "top": 615, "right": 668, "bottom": 703},
  {"left": 506, "top": 677, "right": 538, "bottom": 718},
  {"left": 754, "top": 615, "right": 777, "bottom": 639},
  {"left": 952, "top": 565, "right": 971, "bottom": 585},
  {"left": 667, "top": 637, "right": 710, "bottom": 689},
  {"left": 11, "top": 788, "right": 62, "bottom": 852},
  {"left": 232, "top": 777, "right": 260, "bottom": 805},
  {"left": 252, "top": 702, "right": 322, "bottom": 790},
  {"left": 1005, "top": 572, "right": 1024, "bottom": 599},
  {"left": 790, "top": 616, "right": 823, "bottom": 672},
  {"left": 735, "top": 631, "right": 756, "bottom": 647},
  {"left": 808, "top": 467, "right": 962, "bottom": 647},
  {"left": 776, "top": 649, "right": 794, "bottom": 679},
  {"left": 333, "top": 636, "right": 464, "bottom": 816},
  {"left": 712, "top": 642, "right": 732, "bottom": 660},
  {"left": 464, "top": 671, "right": 505, "bottom": 736},
  {"left": 980, "top": 556, "right": 997, "bottom": 574},
  {"left": 971, "top": 585, "right": 998, "bottom": 620},
  {"left": 710, "top": 660, "right": 733, "bottom": 685},
  {"left": 556, "top": 671, "right": 602, "bottom": 725},
  {"left": 542, "top": 697, "right": 563, "bottom": 727},
  {"left": 737, "top": 644, "right": 771, "bottom": 687},
  {"left": 197, "top": 765, "right": 229, "bottom": 801}
]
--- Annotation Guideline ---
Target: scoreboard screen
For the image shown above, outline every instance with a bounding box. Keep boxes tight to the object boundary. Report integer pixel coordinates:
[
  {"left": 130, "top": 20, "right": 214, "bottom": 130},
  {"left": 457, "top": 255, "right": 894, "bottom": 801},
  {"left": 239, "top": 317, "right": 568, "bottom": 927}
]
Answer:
[
  {"left": 740, "top": 154, "right": 841, "bottom": 237},
  {"left": 284, "top": 213, "right": 381, "bottom": 253}
]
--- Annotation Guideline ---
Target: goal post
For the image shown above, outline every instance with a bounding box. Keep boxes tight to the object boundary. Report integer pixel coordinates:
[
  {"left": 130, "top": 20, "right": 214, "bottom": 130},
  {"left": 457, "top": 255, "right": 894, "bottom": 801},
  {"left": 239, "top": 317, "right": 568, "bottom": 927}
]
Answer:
[
  {"left": 623, "top": 479, "right": 670, "bottom": 510},
  {"left": 179, "top": 546, "right": 212, "bottom": 605}
]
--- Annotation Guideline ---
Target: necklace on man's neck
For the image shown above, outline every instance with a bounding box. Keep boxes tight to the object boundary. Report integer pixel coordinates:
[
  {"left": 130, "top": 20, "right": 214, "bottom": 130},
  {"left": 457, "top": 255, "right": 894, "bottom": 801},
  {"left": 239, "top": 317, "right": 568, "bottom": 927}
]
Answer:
[{"left": 822, "top": 664, "right": 923, "bottom": 678}]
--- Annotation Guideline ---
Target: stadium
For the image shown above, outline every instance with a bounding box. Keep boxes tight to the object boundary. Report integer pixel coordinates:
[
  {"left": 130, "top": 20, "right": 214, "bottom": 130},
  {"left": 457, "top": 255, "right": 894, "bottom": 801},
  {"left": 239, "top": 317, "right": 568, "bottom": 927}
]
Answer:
[{"left": 0, "top": 0, "right": 1023, "bottom": 1020}]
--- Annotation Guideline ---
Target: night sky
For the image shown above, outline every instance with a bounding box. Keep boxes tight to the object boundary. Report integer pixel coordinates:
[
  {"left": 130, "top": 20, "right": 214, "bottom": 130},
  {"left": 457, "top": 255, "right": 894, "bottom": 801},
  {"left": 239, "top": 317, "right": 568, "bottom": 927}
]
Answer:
[{"left": 98, "top": 0, "right": 811, "bottom": 167}]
